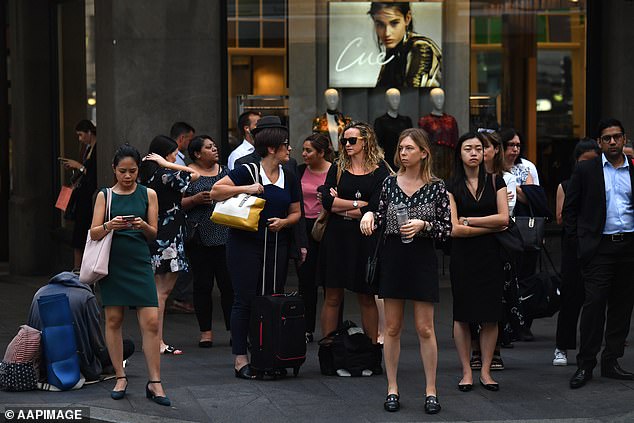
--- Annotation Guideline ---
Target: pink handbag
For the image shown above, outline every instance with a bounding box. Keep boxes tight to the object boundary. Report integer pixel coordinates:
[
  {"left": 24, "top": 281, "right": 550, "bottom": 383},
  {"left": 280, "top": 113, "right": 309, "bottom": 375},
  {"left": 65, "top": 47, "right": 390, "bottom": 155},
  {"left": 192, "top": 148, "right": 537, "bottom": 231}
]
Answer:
[{"left": 79, "top": 188, "right": 113, "bottom": 284}]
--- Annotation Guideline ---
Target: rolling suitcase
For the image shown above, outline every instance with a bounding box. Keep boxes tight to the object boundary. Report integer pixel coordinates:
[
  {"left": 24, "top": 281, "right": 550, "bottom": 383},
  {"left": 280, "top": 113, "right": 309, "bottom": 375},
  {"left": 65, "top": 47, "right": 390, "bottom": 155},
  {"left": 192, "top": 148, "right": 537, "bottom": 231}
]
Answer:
[{"left": 249, "top": 228, "right": 306, "bottom": 377}]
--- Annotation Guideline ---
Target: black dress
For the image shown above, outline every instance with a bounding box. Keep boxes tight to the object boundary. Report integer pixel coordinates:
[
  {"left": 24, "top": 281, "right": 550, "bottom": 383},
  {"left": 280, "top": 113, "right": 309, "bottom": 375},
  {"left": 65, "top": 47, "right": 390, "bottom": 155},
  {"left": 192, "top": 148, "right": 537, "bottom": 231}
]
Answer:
[
  {"left": 146, "top": 168, "right": 192, "bottom": 274},
  {"left": 318, "top": 162, "right": 390, "bottom": 294},
  {"left": 449, "top": 174, "right": 505, "bottom": 323},
  {"left": 375, "top": 176, "right": 451, "bottom": 302}
]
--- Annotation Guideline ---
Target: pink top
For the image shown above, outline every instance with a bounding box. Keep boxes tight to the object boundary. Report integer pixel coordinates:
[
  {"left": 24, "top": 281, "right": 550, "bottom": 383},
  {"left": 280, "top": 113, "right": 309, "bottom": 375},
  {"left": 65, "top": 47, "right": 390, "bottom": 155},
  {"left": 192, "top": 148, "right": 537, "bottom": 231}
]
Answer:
[{"left": 301, "top": 166, "right": 330, "bottom": 219}]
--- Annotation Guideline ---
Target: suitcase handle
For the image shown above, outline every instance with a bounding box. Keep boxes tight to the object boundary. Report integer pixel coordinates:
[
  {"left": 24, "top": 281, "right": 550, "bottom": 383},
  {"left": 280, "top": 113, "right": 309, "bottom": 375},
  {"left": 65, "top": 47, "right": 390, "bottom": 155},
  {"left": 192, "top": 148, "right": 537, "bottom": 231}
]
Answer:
[{"left": 262, "top": 226, "right": 279, "bottom": 296}]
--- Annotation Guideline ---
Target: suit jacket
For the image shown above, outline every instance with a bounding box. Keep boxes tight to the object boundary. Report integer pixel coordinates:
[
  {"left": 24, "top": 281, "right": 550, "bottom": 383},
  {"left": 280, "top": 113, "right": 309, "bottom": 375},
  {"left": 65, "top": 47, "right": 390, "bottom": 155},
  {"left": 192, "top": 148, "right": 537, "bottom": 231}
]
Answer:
[
  {"left": 563, "top": 155, "right": 634, "bottom": 261},
  {"left": 234, "top": 153, "right": 308, "bottom": 257}
]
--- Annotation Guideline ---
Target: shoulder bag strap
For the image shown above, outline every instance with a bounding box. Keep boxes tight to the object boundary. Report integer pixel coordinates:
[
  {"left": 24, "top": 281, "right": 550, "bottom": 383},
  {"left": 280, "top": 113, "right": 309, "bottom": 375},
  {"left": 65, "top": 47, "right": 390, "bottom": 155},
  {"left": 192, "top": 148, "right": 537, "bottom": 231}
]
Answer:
[{"left": 105, "top": 188, "right": 112, "bottom": 222}]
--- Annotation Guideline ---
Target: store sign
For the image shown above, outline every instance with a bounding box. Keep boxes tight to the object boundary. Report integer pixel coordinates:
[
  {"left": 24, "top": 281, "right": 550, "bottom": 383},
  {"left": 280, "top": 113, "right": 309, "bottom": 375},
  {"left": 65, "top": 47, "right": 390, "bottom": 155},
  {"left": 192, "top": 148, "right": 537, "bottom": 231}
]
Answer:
[{"left": 329, "top": 2, "right": 443, "bottom": 88}]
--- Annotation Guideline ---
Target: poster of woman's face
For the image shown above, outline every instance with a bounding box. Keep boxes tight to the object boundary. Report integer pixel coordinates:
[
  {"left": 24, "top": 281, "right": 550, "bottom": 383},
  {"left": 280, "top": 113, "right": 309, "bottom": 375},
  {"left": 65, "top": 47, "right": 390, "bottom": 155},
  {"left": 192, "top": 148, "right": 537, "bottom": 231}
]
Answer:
[{"left": 329, "top": 2, "right": 443, "bottom": 88}]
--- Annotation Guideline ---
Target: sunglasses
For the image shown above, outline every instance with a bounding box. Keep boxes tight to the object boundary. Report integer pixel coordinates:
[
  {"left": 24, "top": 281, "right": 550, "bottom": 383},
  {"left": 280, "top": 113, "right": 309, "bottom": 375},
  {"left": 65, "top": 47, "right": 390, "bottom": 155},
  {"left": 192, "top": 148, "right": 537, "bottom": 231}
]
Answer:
[{"left": 341, "top": 136, "right": 364, "bottom": 146}]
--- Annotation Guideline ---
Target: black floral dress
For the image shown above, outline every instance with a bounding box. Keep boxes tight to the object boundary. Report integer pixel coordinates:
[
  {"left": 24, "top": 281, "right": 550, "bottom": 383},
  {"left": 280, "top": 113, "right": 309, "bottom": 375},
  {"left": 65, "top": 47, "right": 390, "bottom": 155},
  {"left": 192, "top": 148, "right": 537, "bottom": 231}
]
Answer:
[{"left": 147, "top": 168, "right": 192, "bottom": 274}]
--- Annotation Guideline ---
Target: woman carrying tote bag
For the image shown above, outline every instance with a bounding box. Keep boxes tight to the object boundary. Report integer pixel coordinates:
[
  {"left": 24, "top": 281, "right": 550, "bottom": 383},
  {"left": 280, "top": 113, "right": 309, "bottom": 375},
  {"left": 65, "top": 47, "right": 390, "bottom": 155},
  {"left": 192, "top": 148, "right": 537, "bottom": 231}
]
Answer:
[{"left": 89, "top": 144, "right": 170, "bottom": 406}]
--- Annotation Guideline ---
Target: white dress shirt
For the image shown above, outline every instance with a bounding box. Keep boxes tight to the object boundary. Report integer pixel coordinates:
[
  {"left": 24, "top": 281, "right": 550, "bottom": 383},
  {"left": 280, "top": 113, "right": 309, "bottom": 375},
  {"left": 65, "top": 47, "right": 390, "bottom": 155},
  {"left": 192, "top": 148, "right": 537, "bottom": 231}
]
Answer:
[{"left": 228, "top": 140, "right": 255, "bottom": 170}]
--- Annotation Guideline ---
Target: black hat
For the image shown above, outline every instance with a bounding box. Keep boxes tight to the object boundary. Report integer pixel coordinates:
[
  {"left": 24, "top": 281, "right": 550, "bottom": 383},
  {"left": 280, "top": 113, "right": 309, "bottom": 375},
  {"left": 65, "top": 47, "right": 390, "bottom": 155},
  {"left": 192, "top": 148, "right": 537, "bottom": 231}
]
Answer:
[{"left": 251, "top": 115, "right": 287, "bottom": 136}]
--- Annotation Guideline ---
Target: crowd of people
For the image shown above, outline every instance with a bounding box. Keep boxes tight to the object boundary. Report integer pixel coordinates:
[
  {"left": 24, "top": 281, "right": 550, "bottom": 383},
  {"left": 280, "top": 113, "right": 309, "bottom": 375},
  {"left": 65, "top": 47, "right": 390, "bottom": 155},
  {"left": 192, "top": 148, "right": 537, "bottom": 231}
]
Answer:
[{"left": 56, "top": 113, "right": 634, "bottom": 413}]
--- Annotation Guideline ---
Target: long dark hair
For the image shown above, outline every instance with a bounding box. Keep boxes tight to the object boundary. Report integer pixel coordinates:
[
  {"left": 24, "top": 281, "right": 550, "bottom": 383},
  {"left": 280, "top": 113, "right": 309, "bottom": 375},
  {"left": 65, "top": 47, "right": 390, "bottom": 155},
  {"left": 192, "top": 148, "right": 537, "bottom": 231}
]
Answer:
[
  {"left": 304, "top": 133, "right": 334, "bottom": 162},
  {"left": 368, "top": 2, "right": 413, "bottom": 50},
  {"left": 450, "top": 132, "right": 488, "bottom": 200},
  {"left": 139, "top": 135, "right": 178, "bottom": 184}
]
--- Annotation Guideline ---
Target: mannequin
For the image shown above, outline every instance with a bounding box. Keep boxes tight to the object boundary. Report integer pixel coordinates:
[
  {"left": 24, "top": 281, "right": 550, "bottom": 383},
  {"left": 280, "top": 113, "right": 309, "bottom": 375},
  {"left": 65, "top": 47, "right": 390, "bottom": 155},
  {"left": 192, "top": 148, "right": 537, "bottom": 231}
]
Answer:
[
  {"left": 418, "top": 88, "right": 458, "bottom": 180},
  {"left": 312, "top": 89, "right": 351, "bottom": 152},
  {"left": 373, "top": 88, "right": 412, "bottom": 168}
]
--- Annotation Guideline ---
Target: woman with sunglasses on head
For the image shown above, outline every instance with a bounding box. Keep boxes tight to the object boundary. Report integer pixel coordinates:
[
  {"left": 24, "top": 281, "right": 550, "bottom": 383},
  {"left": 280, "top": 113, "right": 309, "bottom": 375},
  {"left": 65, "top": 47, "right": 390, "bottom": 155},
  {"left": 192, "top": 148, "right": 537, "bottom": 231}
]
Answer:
[
  {"left": 297, "top": 133, "right": 334, "bottom": 343},
  {"left": 361, "top": 128, "right": 450, "bottom": 413},
  {"left": 139, "top": 135, "right": 200, "bottom": 356},
  {"left": 181, "top": 135, "right": 233, "bottom": 348},
  {"left": 448, "top": 132, "right": 509, "bottom": 393},
  {"left": 211, "top": 116, "right": 301, "bottom": 380},
  {"left": 318, "top": 121, "right": 391, "bottom": 374}
]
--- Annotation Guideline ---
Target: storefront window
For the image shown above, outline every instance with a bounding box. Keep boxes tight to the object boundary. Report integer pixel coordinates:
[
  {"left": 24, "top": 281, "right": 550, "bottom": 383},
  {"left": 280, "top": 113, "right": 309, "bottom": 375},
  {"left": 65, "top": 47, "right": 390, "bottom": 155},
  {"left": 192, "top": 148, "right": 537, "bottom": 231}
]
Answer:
[{"left": 470, "top": 1, "right": 586, "bottom": 197}]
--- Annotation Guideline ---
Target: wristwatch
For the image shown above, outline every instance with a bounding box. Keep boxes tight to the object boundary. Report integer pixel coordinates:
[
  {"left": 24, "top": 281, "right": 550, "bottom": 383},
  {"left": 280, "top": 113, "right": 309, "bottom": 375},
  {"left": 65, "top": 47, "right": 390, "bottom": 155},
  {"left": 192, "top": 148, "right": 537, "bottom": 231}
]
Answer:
[
  {"left": 462, "top": 218, "right": 469, "bottom": 226},
  {"left": 352, "top": 200, "right": 359, "bottom": 208},
  {"left": 79, "top": 166, "right": 86, "bottom": 174}
]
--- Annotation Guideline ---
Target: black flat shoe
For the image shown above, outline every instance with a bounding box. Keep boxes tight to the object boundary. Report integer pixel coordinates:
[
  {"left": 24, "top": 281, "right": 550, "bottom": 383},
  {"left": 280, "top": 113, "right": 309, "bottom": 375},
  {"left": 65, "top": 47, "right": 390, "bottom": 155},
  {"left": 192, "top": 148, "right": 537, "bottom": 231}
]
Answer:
[
  {"left": 198, "top": 340, "right": 213, "bottom": 348},
  {"left": 458, "top": 383, "right": 473, "bottom": 392},
  {"left": 234, "top": 364, "right": 258, "bottom": 380},
  {"left": 570, "top": 368, "right": 592, "bottom": 389},
  {"left": 110, "top": 376, "right": 127, "bottom": 400},
  {"left": 479, "top": 377, "right": 499, "bottom": 391},
  {"left": 424, "top": 395, "right": 441, "bottom": 414},
  {"left": 383, "top": 393, "right": 400, "bottom": 412},
  {"left": 145, "top": 380, "right": 171, "bottom": 407}
]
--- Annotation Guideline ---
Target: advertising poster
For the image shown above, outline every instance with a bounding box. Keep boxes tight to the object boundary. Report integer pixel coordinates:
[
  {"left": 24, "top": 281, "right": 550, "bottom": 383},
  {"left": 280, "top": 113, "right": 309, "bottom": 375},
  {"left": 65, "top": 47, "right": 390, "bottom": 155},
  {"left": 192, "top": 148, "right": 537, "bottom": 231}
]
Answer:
[{"left": 329, "top": 2, "right": 443, "bottom": 88}]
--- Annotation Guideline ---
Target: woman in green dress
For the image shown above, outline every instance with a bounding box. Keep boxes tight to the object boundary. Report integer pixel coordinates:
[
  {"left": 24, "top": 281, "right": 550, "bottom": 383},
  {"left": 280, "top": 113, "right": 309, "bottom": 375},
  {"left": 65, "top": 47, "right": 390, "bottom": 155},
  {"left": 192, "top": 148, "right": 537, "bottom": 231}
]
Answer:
[{"left": 89, "top": 144, "right": 170, "bottom": 406}]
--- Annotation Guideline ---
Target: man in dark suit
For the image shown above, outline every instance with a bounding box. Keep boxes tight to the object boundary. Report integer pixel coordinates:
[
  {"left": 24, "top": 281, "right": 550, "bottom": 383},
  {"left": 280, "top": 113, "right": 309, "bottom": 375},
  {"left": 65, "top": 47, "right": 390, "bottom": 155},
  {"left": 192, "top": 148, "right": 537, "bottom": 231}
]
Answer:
[{"left": 564, "top": 118, "right": 634, "bottom": 389}]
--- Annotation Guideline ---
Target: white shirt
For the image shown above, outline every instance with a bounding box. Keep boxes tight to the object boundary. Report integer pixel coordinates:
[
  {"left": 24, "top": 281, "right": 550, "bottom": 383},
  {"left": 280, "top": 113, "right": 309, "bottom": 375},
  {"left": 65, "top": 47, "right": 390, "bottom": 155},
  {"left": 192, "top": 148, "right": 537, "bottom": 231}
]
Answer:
[
  {"left": 228, "top": 139, "right": 255, "bottom": 170},
  {"left": 520, "top": 158, "right": 540, "bottom": 185},
  {"left": 175, "top": 150, "right": 186, "bottom": 166},
  {"left": 502, "top": 171, "right": 517, "bottom": 216},
  {"left": 260, "top": 164, "right": 285, "bottom": 189}
]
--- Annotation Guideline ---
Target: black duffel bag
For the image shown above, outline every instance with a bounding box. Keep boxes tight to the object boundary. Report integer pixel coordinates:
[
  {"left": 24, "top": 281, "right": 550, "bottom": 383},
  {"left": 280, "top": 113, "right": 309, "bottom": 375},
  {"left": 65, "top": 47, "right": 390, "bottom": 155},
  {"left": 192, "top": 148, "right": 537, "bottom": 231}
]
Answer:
[
  {"left": 318, "top": 321, "right": 378, "bottom": 377},
  {"left": 518, "top": 246, "right": 561, "bottom": 319}
]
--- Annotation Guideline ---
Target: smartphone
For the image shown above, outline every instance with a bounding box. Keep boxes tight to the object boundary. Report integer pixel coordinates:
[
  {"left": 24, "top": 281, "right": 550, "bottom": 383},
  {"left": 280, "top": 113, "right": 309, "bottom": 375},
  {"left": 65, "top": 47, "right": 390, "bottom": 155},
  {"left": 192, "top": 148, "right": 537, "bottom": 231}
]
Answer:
[{"left": 121, "top": 215, "right": 136, "bottom": 221}]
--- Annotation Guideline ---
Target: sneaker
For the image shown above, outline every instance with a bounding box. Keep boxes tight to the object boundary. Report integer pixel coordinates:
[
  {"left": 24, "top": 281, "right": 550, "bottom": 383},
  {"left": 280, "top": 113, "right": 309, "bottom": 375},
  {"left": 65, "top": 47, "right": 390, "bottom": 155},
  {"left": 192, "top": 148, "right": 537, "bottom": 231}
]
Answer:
[
  {"left": 305, "top": 332, "right": 314, "bottom": 344},
  {"left": 553, "top": 349, "right": 568, "bottom": 366},
  {"left": 491, "top": 355, "right": 505, "bottom": 370},
  {"left": 470, "top": 353, "right": 482, "bottom": 370}
]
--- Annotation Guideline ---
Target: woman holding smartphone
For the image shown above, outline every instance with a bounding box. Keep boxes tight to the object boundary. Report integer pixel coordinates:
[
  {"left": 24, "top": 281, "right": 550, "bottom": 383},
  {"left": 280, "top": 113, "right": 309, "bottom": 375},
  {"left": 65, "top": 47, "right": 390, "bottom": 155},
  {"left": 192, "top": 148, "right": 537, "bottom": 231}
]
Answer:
[{"left": 91, "top": 144, "right": 170, "bottom": 406}]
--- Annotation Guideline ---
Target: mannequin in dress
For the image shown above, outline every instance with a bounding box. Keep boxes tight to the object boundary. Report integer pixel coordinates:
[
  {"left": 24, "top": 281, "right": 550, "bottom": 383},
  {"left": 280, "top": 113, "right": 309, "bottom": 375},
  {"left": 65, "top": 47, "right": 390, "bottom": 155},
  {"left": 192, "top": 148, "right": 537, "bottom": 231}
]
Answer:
[
  {"left": 312, "top": 88, "right": 351, "bottom": 152},
  {"left": 373, "top": 88, "right": 412, "bottom": 168},
  {"left": 418, "top": 88, "right": 458, "bottom": 180}
]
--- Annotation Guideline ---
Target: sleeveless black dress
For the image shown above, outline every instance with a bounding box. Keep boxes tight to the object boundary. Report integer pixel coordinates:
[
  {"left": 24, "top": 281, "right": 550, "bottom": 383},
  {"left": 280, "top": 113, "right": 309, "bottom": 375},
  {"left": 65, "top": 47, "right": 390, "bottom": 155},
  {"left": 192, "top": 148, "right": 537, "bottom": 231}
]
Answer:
[{"left": 449, "top": 174, "right": 505, "bottom": 323}]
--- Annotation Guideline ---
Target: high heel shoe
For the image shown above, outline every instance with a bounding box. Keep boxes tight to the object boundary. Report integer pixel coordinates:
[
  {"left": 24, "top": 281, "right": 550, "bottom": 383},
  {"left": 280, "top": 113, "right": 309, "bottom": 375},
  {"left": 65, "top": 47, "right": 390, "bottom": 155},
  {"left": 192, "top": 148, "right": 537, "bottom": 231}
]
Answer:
[
  {"left": 110, "top": 376, "right": 127, "bottom": 400},
  {"left": 146, "top": 380, "right": 171, "bottom": 406}
]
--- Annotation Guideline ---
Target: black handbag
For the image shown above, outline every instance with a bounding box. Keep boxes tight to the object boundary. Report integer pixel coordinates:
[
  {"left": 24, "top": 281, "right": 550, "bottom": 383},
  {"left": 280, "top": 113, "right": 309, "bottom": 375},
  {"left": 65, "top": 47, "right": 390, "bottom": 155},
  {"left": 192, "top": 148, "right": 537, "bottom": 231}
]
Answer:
[
  {"left": 514, "top": 200, "right": 546, "bottom": 251},
  {"left": 518, "top": 245, "right": 561, "bottom": 319}
]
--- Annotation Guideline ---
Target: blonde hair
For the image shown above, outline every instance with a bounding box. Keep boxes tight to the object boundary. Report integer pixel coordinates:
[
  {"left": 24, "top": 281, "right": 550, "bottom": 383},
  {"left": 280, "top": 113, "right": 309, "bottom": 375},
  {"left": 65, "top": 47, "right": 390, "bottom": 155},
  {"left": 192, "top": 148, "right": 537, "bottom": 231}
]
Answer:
[
  {"left": 337, "top": 121, "right": 385, "bottom": 173},
  {"left": 394, "top": 128, "right": 436, "bottom": 183}
]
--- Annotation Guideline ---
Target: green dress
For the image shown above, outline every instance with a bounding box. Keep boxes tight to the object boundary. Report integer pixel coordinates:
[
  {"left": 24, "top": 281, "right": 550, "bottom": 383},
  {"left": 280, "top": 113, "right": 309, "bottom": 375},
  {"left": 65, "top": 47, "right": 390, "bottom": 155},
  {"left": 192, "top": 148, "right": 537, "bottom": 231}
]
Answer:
[{"left": 99, "top": 185, "right": 158, "bottom": 307}]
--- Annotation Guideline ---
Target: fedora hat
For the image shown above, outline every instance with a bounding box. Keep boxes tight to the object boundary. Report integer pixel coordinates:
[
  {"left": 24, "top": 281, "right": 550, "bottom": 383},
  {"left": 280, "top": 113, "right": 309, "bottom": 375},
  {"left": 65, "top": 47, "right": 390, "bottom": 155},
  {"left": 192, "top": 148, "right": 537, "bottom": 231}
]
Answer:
[{"left": 251, "top": 115, "right": 287, "bottom": 136}]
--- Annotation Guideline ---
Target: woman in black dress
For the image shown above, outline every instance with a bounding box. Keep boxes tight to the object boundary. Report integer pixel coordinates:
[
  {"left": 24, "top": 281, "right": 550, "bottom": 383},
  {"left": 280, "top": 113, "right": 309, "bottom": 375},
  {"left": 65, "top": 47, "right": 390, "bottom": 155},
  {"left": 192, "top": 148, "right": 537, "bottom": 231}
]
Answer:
[
  {"left": 60, "top": 120, "right": 97, "bottom": 269},
  {"left": 182, "top": 135, "right": 233, "bottom": 348},
  {"left": 447, "top": 132, "right": 509, "bottom": 391},
  {"left": 318, "top": 121, "right": 390, "bottom": 369},
  {"left": 361, "top": 128, "right": 450, "bottom": 414},
  {"left": 140, "top": 135, "right": 199, "bottom": 355}
]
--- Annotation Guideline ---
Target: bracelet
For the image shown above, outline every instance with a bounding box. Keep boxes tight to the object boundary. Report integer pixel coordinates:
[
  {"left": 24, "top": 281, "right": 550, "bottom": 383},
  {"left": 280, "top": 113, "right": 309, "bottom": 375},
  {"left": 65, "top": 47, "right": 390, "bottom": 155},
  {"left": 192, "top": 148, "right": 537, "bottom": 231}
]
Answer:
[
  {"left": 345, "top": 210, "right": 349, "bottom": 218},
  {"left": 103, "top": 222, "right": 110, "bottom": 232}
]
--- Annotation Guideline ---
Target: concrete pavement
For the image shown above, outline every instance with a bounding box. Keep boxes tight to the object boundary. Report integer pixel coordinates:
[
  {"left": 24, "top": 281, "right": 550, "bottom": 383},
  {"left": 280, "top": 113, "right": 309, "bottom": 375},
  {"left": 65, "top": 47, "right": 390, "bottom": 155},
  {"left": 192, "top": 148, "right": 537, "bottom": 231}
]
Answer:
[{"left": 1, "top": 252, "right": 633, "bottom": 423}]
